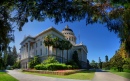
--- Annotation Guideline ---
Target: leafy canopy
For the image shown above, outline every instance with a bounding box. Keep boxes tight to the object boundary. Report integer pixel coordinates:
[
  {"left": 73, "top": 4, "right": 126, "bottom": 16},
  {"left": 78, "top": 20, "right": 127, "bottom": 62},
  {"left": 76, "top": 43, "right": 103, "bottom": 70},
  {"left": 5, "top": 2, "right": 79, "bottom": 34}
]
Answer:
[{"left": 1, "top": 0, "right": 130, "bottom": 52}]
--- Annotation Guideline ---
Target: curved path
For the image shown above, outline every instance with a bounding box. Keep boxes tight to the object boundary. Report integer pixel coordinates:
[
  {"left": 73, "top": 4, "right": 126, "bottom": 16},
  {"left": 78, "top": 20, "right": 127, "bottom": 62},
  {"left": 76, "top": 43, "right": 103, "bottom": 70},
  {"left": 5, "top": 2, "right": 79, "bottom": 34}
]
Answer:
[
  {"left": 7, "top": 69, "right": 130, "bottom": 81},
  {"left": 7, "top": 70, "right": 90, "bottom": 81},
  {"left": 92, "top": 69, "right": 130, "bottom": 81}
]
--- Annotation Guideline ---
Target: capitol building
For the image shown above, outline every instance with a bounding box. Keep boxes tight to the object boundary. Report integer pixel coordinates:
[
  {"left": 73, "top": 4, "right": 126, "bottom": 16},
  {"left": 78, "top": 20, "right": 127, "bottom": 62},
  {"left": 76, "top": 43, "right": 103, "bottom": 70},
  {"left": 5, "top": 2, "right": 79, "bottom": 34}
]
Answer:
[{"left": 20, "top": 25, "right": 88, "bottom": 69}]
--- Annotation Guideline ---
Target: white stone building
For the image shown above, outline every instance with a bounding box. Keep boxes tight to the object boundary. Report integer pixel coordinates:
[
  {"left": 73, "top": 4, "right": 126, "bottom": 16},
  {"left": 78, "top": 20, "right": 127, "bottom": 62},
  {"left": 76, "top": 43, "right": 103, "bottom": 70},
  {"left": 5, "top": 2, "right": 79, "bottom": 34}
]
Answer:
[{"left": 20, "top": 25, "right": 88, "bottom": 69}]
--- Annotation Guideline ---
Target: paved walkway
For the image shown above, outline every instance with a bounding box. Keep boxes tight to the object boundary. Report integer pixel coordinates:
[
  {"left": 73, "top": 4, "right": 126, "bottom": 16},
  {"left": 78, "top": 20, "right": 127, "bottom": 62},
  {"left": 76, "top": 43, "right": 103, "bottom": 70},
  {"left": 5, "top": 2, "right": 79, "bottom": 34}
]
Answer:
[
  {"left": 7, "top": 70, "right": 90, "bottom": 81},
  {"left": 92, "top": 69, "right": 130, "bottom": 81},
  {"left": 7, "top": 69, "right": 130, "bottom": 81}
]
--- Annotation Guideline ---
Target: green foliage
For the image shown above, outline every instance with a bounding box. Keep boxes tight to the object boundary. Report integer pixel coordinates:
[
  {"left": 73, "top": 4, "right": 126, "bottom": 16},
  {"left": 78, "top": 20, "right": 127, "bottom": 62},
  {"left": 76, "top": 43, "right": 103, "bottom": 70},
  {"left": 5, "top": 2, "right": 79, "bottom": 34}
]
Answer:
[
  {"left": 35, "top": 63, "right": 72, "bottom": 70},
  {"left": 13, "top": 61, "right": 20, "bottom": 69},
  {"left": 29, "top": 56, "right": 41, "bottom": 69},
  {"left": 43, "top": 35, "right": 53, "bottom": 56},
  {"left": 34, "top": 64, "right": 46, "bottom": 70},
  {"left": 35, "top": 56, "right": 72, "bottom": 70},
  {"left": 123, "top": 65, "right": 130, "bottom": 70},
  {"left": 72, "top": 51, "right": 80, "bottom": 68},
  {"left": 66, "top": 60, "right": 79, "bottom": 69},
  {"left": 42, "top": 56, "right": 59, "bottom": 64},
  {"left": 59, "top": 40, "right": 66, "bottom": 62},
  {"left": 102, "top": 62, "right": 110, "bottom": 70},
  {"left": 64, "top": 40, "right": 72, "bottom": 62},
  {"left": 90, "top": 60, "right": 98, "bottom": 69},
  {"left": 1, "top": 0, "right": 130, "bottom": 53},
  {"left": 52, "top": 37, "right": 60, "bottom": 56}
]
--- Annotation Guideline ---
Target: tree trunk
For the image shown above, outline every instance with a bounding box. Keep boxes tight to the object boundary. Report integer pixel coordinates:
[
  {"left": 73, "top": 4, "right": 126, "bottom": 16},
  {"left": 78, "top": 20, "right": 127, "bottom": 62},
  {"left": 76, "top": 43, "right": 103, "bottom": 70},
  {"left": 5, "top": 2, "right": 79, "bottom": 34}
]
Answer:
[
  {"left": 67, "top": 50, "right": 69, "bottom": 62},
  {"left": 56, "top": 48, "right": 57, "bottom": 60},
  {"left": 48, "top": 46, "right": 49, "bottom": 57},
  {"left": 62, "top": 50, "right": 63, "bottom": 63}
]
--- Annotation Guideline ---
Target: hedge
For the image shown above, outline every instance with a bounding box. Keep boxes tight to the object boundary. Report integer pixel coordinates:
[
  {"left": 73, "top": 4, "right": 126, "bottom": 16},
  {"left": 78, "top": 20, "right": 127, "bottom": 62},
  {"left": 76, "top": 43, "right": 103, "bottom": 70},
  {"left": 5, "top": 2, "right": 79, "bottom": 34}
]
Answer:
[{"left": 34, "top": 63, "right": 72, "bottom": 70}]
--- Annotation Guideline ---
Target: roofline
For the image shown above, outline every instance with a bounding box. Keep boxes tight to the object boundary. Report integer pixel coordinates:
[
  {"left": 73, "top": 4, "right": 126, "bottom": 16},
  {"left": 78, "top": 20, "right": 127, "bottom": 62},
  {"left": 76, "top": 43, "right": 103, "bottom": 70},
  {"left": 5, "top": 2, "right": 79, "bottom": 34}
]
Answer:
[
  {"left": 20, "top": 27, "right": 65, "bottom": 45},
  {"left": 35, "top": 27, "right": 64, "bottom": 38},
  {"left": 20, "top": 36, "right": 34, "bottom": 45}
]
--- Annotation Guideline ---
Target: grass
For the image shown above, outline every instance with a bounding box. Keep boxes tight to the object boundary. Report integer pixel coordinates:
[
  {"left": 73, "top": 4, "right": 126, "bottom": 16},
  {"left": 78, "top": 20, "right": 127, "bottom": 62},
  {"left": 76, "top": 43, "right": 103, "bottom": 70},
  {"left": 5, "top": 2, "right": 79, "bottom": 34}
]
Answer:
[
  {"left": 24, "top": 70, "right": 95, "bottom": 80},
  {"left": 108, "top": 70, "right": 130, "bottom": 79},
  {"left": 0, "top": 72, "right": 18, "bottom": 81}
]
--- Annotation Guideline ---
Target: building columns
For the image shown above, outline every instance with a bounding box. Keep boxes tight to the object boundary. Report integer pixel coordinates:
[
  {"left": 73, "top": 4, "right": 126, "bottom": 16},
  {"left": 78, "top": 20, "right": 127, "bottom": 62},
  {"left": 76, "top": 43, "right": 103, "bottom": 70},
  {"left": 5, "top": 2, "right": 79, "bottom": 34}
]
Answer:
[{"left": 27, "top": 42, "right": 30, "bottom": 69}]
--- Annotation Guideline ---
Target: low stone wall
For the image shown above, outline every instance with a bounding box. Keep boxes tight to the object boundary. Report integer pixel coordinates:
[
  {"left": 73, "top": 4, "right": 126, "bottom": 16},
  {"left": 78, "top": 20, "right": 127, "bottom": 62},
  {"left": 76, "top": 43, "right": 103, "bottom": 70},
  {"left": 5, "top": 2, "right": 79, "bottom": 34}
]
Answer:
[{"left": 22, "top": 69, "right": 84, "bottom": 75}]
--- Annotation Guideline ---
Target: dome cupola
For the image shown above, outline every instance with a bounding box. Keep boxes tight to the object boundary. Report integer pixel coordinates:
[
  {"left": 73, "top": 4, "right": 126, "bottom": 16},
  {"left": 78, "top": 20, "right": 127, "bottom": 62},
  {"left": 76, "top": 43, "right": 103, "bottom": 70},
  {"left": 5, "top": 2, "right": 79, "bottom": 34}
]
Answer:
[{"left": 62, "top": 25, "right": 76, "bottom": 45}]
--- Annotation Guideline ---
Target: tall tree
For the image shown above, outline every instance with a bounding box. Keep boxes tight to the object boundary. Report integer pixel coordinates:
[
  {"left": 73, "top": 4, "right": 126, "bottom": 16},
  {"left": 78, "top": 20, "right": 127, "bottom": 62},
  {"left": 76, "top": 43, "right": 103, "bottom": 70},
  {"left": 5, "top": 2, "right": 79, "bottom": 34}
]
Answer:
[
  {"left": 12, "top": 46, "right": 17, "bottom": 63},
  {"left": 64, "top": 41, "right": 72, "bottom": 62},
  {"left": 98, "top": 57, "right": 102, "bottom": 69},
  {"left": 105, "top": 55, "right": 109, "bottom": 62},
  {"left": 72, "top": 51, "right": 80, "bottom": 68},
  {"left": 44, "top": 35, "right": 53, "bottom": 57},
  {"left": 52, "top": 37, "right": 60, "bottom": 57},
  {"left": 59, "top": 39, "right": 66, "bottom": 63},
  {"left": 1, "top": 0, "right": 130, "bottom": 53}
]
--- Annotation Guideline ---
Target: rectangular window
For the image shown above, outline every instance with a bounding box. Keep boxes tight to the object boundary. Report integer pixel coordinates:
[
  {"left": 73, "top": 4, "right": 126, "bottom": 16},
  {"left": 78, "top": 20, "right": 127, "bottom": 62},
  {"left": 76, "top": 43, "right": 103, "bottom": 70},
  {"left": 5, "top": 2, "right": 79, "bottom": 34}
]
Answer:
[
  {"left": 46, "top": 47, "right": 48, "bottom": 55},
  {"left": 40, "top": 41, "right": 42, "bottom": 46},
  {"left": 40, "top": 49, "right": 42, "bottom": 55},
  {"left": 36, "top": 43, "right": 37, "bottom": 47},
  {"left": 36, "top": 50, "right": 37, "bottom": 55}
]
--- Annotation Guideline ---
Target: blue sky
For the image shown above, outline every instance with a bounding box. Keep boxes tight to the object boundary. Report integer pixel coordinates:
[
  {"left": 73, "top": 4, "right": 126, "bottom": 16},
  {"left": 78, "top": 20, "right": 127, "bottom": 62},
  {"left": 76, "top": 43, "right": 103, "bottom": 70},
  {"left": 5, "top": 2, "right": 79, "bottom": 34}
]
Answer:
[{"left": 10, "top": 19, "right": 120, "bottom": 63}]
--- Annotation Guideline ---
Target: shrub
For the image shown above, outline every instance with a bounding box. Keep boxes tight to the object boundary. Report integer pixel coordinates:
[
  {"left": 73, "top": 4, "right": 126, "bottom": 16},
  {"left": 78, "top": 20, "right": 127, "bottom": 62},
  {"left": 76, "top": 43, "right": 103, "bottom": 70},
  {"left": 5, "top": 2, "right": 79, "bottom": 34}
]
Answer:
[
  {"left": 34, "top": 64, "right": 46, "bottom": 70},
  {"left": 29, "top": 56, "right": 41, "bottom": 69},
  {"left": 110, "top": 67, "right": 117, "bottom": 71},
  {"left": 67, "top": 65, "right": 72, "bottom": 69},
  {"left": 66, "top": 60, "right": 79, "bottom": 69},
  {"left": 42, "top": 56, "right": 59, "bottom": 64},
  {"left": 34, "top": 63, "right": 72, "bottom": 70},
  {"left": 123, "top": 64, "right": 130, "bottom": 70},
  {"left": 13, "top": 61, "right": 21, "bottom": 69}
]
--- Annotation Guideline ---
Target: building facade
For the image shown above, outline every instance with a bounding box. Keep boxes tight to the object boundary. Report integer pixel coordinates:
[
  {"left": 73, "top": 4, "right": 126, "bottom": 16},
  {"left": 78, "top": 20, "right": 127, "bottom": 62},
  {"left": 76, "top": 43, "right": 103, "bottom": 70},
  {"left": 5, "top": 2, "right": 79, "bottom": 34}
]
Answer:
[{"left": 20, "top": 25, "right": 88, "bottom": 69}]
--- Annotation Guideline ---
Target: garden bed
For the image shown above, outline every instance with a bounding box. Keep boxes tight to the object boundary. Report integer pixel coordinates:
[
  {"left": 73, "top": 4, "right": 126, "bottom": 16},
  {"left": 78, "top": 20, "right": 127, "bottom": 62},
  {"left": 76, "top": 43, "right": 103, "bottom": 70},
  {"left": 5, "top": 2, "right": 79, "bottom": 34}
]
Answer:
[{"left": 22, "top": 69, "right": 85, "bottom": 75}]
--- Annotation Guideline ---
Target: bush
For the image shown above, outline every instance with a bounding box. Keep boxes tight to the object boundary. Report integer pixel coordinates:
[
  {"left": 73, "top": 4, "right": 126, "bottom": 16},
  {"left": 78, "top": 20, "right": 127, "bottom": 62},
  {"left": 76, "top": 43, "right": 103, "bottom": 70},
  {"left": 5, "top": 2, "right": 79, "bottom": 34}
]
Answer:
[
  {"left": 34, "top": 64, "right": 46, "bottom": 70},
  {"left": 123, "top": 64, "right": 130, "bottom": 70},
  {"left": 66, "top": 60, "right": 79, "bottom": 69},
  {"left": 29, "top": 56, "right": 41, "bottom": 69},
  {"left": 34, "top": 56, "right": 73, "bottom": 70},
  {"left": 34, "top": 63, "right": 72, "bottom": 70},
  {"left": 13, "top": 61, "right": 21, "bottom": 69},
  {"left": 42, "top": 56, "right": 59, "bottom": 64},
  {"left": 111, "top": 67, "right": 117, "bottom": 71}
]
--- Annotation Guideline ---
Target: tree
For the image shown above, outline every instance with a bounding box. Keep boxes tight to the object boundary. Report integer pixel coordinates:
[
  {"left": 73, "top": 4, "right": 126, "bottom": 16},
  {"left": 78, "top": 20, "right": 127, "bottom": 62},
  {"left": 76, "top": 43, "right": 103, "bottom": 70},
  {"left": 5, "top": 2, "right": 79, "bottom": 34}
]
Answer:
[
  {"left": 12, "top": 46, "right": 17, "bottom": 64},
  {"left": 29, "top": 56, "right": 41, "bottom": 69},
  {"left": 110, "top": 51, "right": 124, "bottom": 71},
  {"left": 90, "top": 60, "right": 98, "bottom": 69},
  {"left": 72, "top": 51, "right": 80, "bottom": 68},
  {"left": 64, "top": 41, "right": 72, "bottom": 62},
  {"left": 105, "top": 55, "right": 109, "bottom": 62},
  {"left": 44, "top": 35, "right": 53, "bottom": 57},
  {"left": 59, "top": 40, "right": 66, "bottom": 63},
  {"left": 1, "top": 0, "right": 130, "bottom": 53},
  {"left": 52, "top": 37, "right": 60, "bottom": 57},
  {"left": 98, "top": 57, "right": 102, "bottom": 69}
]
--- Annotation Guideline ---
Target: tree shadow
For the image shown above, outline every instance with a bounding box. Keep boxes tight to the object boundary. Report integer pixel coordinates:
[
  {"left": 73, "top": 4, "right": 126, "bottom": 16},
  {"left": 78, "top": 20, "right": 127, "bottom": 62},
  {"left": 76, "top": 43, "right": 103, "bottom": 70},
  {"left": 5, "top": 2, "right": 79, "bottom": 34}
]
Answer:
[
  {"left": 95, "top": 69, "right": 108, "bottom": 72},
  {"left": 77, "top": 70, "right": 95, "bottom": 73}
]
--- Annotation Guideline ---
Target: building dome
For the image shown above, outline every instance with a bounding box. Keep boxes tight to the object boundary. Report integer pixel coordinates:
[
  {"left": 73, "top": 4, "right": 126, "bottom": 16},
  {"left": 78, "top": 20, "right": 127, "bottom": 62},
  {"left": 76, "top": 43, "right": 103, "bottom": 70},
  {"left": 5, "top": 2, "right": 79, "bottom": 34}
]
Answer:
[
  {"left": 62, "top": 25, "right": 73, "bottom": 32},
  {"left": 62, "top": 25, "right": 76, "bottom": 45}
]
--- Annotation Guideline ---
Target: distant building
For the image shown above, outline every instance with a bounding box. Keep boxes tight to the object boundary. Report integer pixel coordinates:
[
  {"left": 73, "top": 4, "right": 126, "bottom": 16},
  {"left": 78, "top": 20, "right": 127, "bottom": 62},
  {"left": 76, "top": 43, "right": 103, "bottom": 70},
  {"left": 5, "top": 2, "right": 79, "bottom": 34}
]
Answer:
[{"left": 20, "top": 25, "right": 88, "bottom": 69}]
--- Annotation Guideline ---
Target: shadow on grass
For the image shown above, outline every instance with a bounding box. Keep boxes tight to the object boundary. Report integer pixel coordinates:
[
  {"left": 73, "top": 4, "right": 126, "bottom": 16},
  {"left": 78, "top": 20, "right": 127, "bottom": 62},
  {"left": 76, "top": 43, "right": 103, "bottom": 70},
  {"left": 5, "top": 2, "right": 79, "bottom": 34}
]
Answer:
[
  {"left": 0, "top": 70, "right": 7, "bottom": 72},
  {"left": 77, "top": 70, "right": 95, "bottom": 73}
]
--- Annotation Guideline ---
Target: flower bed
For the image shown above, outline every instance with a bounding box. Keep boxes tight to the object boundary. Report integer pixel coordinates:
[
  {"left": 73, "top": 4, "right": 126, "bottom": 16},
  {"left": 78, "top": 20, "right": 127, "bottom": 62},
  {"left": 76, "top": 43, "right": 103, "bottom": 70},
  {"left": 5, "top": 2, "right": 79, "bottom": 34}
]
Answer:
[{"left": 22, "top": 69, "right": 84, "bottom": 75}]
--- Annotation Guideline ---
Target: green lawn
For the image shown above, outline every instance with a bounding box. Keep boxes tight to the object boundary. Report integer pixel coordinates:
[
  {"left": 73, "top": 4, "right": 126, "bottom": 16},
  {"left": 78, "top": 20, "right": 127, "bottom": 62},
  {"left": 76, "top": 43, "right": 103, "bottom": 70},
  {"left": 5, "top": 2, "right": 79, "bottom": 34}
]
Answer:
[
  {"left": 108, "top": 70, "right": 130, "bottom": 79},
  {"left": 0, "top": 72, "right": 18, "bottom": 81},
  {"left": 24, "top": 70, "right": 95, "bottom": 80}
]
